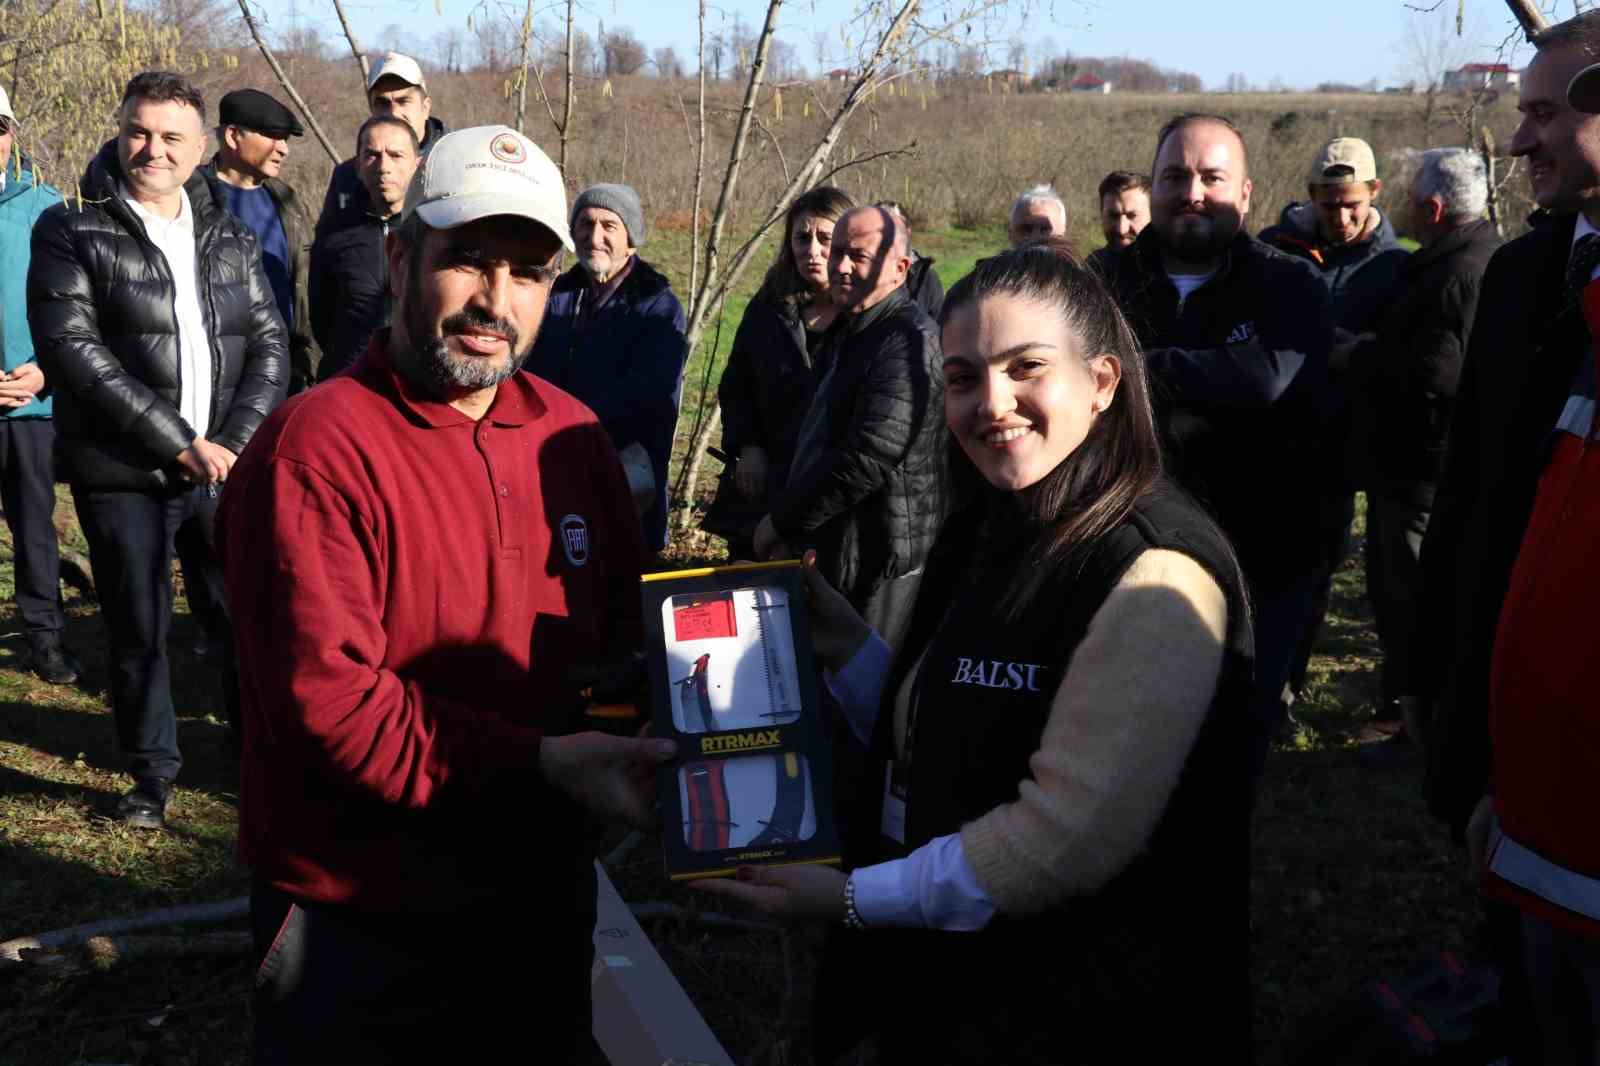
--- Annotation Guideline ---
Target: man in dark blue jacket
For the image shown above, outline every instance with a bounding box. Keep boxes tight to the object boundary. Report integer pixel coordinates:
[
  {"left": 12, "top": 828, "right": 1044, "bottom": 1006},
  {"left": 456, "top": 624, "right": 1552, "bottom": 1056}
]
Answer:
[
  {"left": 1103, "top": 113, "right": 1333, "bottom": 787},
  {"left": 1259, "top": 137, "right": 1410, "bottom": 718},
  {"left": 526, "top": 183, "right": 687, "bottom": 550}
]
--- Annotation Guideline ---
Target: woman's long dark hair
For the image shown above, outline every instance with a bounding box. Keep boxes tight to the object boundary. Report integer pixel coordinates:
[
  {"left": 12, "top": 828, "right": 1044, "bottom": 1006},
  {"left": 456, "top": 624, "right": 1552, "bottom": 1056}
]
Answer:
[
  {"left": 756, "top": 185, "right": 856, "bottom": 304},
  {"left": 941, "top": 239, "right": 1165, "bottom": 616}
]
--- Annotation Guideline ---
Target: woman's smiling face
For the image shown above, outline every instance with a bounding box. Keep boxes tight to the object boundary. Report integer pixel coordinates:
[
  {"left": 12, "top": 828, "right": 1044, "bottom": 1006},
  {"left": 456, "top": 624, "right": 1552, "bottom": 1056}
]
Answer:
[{"left": 941, "top": 291, "right": 1120, "bottom": 493}]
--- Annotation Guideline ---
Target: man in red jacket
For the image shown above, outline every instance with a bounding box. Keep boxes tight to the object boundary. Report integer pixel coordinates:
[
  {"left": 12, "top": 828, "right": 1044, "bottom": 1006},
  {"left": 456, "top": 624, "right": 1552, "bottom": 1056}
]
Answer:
[
  {"left": 1449, "top": 19, "right": 1600, "bottom": 1063},
  {"left": 217, "top": 125, "right": 674, "bottom": 1062}
]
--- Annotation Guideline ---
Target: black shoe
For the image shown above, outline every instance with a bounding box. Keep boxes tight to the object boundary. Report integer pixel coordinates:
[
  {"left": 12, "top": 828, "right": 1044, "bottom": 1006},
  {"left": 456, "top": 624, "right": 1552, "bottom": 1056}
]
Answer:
[
  {"left": 116, "top": 778, "right": 171, "bottom": 829},
  {"left": 29, "top": 644, "right": 81, "bottom": 685}
]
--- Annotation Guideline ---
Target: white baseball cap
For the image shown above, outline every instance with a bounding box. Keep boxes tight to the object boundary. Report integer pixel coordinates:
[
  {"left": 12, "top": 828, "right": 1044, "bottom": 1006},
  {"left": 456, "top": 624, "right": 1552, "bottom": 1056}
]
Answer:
[
  {"left": 404, "top": 125, "right": 574, "bottom": 252},
  {"left": 0, "top": 83, "right": 15, "bottom": 126},
  {"left": 368, "top": 52, "right": 427, "bottom": 94}
]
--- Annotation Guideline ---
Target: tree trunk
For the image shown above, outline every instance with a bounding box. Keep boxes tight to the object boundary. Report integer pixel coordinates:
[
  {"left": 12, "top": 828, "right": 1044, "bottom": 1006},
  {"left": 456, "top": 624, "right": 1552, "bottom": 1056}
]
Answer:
[
  {"left": 514, "top": 0, "right": 535, "bottom": 134},
  {"left": 671, "top": 0, "right": 922, "bottom": 528},
  {"left": 561, "top": 0, "right": 576, "bottom": 177}
]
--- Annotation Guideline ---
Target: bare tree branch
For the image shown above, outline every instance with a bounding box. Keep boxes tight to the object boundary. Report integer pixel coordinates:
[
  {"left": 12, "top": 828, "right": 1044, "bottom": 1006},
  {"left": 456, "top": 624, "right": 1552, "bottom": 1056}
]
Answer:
[
  {"left": 514, "top": 0, "right": 535, "bottom": 133},
  {"left": 690, "top": 0, "right": 708, "bottom": 299},
  {"left": 561, "top": 0, "right": 576, "bottom": 176},
  {"left": 750, "top": 113, "right": 791, "bottom": 186},
  {"left": 690, "top": 0, "right": 785, "bottom": 324},
  {"left": 233, "top": 0, "right": 340, "bottom": 165},
  {"left": 1504, "top": 0, "right": 1549, "bottom": 39},
  {"left": 329, "top": 0, "right": 370, "bottom": 89}
]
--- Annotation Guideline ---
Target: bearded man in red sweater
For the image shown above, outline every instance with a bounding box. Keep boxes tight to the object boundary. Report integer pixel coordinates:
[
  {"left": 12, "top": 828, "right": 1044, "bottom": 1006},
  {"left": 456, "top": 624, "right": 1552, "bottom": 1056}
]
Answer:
[{"left": 217, "top": 125, "right": 675, "bottom": 1062}]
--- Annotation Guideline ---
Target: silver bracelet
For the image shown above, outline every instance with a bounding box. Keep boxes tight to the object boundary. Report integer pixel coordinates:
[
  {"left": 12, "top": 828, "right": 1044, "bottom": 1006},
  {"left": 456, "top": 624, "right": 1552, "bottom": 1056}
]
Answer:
[{"left": 841, "top": 872, "right": 867, "bottom": 930}]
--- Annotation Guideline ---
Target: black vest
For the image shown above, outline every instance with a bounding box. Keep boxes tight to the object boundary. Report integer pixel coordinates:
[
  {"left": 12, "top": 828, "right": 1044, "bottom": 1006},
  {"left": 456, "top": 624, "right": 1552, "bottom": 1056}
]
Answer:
[{"left": 815, "top": 479, "right": 1255, "bottom": 1065}]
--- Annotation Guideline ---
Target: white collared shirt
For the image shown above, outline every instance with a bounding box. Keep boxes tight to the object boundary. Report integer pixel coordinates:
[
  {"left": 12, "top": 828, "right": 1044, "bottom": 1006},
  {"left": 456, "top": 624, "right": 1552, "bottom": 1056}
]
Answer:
[{"left": 120, "top": 184, "right": 211, "bottom": 443}]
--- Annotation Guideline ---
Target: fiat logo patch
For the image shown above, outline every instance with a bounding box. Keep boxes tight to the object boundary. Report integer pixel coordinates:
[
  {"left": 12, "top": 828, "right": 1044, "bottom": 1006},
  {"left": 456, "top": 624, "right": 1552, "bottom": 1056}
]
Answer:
[{"left": 560, "top": 514, "right": 589, "bottom": 567}]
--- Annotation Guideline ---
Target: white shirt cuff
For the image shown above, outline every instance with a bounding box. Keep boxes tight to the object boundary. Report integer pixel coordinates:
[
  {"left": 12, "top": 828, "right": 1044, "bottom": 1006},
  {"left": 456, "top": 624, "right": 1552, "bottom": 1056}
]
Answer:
[
  {"left": 851, "top": 833, "right": 997, "bottom": 931},
  {"left": 823, "top": 629, "right": 893, "bottom": 747}
]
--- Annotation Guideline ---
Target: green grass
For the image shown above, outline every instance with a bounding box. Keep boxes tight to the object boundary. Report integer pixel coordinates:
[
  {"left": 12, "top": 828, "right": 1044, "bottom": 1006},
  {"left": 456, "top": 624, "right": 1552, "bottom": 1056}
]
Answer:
[{"left": 0, "top": 489, "right": 252, "bottom": 1064}]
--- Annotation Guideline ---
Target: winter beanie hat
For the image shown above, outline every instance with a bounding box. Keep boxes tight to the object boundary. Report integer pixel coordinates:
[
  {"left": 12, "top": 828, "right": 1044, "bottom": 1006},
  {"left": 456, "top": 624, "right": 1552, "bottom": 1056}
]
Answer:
[{"left": 571, "top": 183, "right": 646, "bottom": 248}]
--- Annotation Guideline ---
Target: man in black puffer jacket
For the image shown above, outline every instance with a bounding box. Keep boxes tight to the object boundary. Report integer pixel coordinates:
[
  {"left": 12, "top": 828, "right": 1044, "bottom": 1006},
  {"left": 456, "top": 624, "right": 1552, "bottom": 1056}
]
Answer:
[
  {"left": 28, "top": 72, "right": 287, "bottom": 829},
  {"left": 756, "top": 205, "right": 946, "bottom": 652}
]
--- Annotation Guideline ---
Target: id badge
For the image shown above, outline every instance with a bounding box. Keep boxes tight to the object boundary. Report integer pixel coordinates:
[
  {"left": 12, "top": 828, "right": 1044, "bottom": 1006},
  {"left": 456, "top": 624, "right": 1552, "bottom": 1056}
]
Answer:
[{"left": 881, "top": 760, "right": 907, "bottom": 844}]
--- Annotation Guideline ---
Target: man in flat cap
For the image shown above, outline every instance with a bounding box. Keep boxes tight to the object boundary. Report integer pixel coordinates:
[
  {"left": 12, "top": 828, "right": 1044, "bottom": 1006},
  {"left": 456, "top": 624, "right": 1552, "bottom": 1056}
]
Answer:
[
  {"left": 201, "top": 88, "right": 319, "bottom": 392},
  {"left": 526, "top": 182, "right": 688, "bottom": 551},
  {"left": 188, "top": 87, "right": 319, "bottom": 670},
  {"left": 317, "top": 52, "right": 446, "bottom": 242}
]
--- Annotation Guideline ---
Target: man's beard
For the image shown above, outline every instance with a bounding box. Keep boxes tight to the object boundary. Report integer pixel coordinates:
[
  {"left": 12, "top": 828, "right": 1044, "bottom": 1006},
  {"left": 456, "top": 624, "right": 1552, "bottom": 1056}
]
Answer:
[
  {"left": 1156, "top": 206, "right": 1240, "bottom": 262},
  {"left": 397, "top": 256, "right": 527, "bottom": 396}
]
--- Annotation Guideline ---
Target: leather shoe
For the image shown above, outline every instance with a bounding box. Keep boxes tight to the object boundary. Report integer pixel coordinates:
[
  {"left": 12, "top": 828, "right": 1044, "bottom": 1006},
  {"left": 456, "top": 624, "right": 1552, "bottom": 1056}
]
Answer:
[
  {"left": 116, "top": 778, "right": 171, "bottom": 830},
  {"left": 29, "top": 644, "right": 81, "bottom": 685}
]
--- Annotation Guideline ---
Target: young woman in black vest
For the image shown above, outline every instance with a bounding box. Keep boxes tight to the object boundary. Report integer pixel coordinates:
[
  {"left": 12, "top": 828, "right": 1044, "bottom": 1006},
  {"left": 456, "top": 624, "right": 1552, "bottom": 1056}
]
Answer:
[{"left": 695, "top": 241, "right": 1255, "bottom": 1062}]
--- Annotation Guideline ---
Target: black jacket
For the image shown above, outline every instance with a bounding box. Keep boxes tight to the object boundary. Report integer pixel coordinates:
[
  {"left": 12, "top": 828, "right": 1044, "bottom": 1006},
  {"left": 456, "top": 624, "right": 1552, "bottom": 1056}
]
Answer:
[
  {"left": 28, "top": 140, "right": 288, "bottom": 492},
  {"left": 198, "top": 158, "right": 320, "bottom": 392},
  {"left": 1086, "top": 244, "right": 1123, "bottom": 280},
  {"left": 315, "top": 116, "right": 446, "bottom": 240},
  {"left": 1348, "top": 219, "right": 1500, "bottom": 492},
  {"left": 715, "top": 294, "right": 827, "bottom": 506},
  {"left": 817, "top": 480, "right": 1253, "bottom": 1062},
  {"left": 905, "top": 251, "right": 944, "bottom": 321},
  {"left": 772, "top": 286, "right": 946, "bottom": 629},
  {"left": 1104, "top": 227, "right": 1334, "bottom": 590},
  {"left": 309, "top": 209, "right": 398, "bottom": 380},
  {"left": 1419, "top": 212, "right": 1586, "bottom": 837},
  {"left": 525, "top": 257, "right": 687, "bottom": 550}
]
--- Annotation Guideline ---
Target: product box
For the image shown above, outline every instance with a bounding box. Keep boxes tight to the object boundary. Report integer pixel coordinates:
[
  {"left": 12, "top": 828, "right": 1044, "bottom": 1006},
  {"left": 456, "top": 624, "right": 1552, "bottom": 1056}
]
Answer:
[{"left": 640, "top": 560, "right": 840, "bottom": 880}]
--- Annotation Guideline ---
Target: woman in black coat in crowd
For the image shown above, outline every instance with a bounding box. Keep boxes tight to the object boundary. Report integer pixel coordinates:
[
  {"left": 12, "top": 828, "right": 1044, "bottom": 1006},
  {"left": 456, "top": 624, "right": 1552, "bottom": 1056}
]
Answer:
[
  {"left": 696, "top": 242, "right": 1255, "bottom": 1063},
  {"left": 704, "top": 186, "right": 855, "bottom": 555}
]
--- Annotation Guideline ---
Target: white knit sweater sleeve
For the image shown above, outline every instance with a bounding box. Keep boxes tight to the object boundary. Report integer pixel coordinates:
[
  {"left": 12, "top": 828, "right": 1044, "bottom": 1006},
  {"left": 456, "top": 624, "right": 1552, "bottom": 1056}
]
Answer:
[{"left": 959, "top": 547, "right": 1229, "bottom": 916}]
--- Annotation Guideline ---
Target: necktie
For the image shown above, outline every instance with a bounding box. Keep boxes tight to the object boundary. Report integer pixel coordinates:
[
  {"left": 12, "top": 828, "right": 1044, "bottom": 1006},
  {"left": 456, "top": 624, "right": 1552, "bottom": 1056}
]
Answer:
[{"left": 1568, "top": 232, "right": 1600, "bottom": 304}]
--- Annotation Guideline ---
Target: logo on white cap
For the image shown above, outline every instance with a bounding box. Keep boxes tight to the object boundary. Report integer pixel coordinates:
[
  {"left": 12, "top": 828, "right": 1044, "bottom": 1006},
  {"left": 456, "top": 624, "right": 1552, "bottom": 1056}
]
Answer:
[
  {"left": 404, "top": 125, "right": 574, "bottom": 253},
  {"left": 490, "top": 133, "right": 527, "bottom": 164}
]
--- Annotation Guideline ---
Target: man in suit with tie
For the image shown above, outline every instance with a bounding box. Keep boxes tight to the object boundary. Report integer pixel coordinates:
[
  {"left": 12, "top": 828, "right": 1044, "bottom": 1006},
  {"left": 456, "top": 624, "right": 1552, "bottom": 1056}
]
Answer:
[{"left": 1421, "top": 13, "right": 1600, "bottom": 1061}]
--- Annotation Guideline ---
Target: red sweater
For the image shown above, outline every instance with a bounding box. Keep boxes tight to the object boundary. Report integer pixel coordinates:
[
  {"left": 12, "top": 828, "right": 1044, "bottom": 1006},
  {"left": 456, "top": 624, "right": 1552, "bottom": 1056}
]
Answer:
[{"left": 217, "top": 340, "right": 646, "bottom": 912}]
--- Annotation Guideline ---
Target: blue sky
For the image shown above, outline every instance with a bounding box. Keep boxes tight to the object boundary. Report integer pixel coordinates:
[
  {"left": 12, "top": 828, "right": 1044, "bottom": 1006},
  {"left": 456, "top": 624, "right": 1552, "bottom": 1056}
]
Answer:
[{"left": 253, "top": 0, "right": 1536, "bottom": 92}]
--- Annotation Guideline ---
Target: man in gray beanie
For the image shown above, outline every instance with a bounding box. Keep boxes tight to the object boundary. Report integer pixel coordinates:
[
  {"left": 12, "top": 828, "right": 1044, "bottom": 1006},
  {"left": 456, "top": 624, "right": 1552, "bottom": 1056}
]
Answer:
[{"left": 527, "top": 182, "right": 687, "bottom": 550}]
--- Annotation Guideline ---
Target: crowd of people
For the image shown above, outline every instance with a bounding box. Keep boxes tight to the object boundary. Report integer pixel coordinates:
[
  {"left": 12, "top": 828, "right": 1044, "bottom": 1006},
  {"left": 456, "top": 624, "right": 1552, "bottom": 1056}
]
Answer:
[{"left": 6, "top": 10, "right": 1600, "bottom": 1059}]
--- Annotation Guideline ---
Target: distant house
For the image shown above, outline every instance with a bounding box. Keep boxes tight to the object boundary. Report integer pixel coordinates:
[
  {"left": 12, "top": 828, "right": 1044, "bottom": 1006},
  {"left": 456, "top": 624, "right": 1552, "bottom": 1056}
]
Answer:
[
  {"left": 1442, "top": 63, "right": 1520, "bottom": 92},
  {"left": 825, "top": 67, "right": 850, "bottom": 83},
  {"left": 1071, "top": 73, "right": 1112, "bottom": 94}
]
